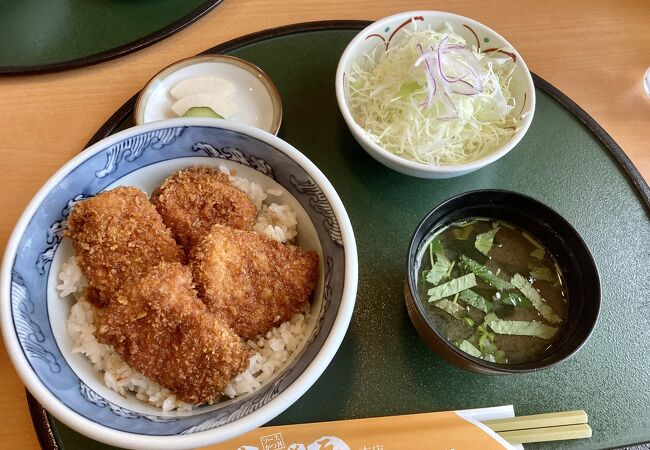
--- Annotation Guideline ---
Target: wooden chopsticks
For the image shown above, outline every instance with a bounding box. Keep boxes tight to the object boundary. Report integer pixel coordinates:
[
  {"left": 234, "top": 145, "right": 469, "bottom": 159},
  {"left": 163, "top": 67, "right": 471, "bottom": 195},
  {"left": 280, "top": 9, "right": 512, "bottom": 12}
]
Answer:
[{"left": 481, "top": 410, "right": 592, "bottom": 444}]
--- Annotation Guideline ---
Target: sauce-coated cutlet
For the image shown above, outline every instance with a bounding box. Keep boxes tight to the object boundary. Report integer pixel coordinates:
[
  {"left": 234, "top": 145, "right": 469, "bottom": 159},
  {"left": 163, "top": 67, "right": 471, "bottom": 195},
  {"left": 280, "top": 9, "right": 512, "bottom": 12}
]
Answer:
[
  {"left": 191, "top": 224, "right": 319, "bottom": 339},
  {"left": 94, "top": 262, "right": 249, "bottom": 404},
  {"left": 151, "top": 166, "right": 257, "bottom": 251},
  {"left": 65, "top": 187, "right": 183, "bottom": 305}
]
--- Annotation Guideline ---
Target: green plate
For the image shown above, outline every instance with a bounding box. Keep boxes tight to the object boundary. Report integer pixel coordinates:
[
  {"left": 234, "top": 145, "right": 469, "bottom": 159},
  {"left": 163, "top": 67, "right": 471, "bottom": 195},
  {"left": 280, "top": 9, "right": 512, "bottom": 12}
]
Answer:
[
  {"left": 0, "top": 0, "right": 222, "bottom": 75},
  {"left": 27, "top": 22, "right": 650, "bottom": 450}
]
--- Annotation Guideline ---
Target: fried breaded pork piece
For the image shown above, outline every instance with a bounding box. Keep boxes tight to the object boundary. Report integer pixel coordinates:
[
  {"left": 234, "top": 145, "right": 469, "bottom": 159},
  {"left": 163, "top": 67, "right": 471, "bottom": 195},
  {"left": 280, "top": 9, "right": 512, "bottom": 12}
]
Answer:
[
  {"left": 191, "top": 224, "right": 319, "bottom": 338},
  {"left": 94, "top": 262, "right": 249, "bottom": 404},
  {"left": 151, "top": 167, "right": 257, "bottom": 251},
  {"left": 65, "top": 187, "right": 183, "bottom": 305}
]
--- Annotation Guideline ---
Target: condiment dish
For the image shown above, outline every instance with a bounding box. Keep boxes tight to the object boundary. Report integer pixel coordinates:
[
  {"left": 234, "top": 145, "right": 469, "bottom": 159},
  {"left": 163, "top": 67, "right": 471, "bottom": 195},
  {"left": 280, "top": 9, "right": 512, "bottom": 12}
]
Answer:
[{"left": 135, "top": 55, "right": 282, "bottom": 134}]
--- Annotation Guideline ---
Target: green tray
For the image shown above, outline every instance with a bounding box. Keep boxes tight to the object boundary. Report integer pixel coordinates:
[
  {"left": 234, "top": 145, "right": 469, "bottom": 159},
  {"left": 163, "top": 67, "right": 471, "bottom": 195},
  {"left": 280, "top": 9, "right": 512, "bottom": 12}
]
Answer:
[
  {"left": 0, "top": 0, "right": 222, "bottom": 75},
  {"left": 27, "top": 21, "right": 650, "bottom": 450}
]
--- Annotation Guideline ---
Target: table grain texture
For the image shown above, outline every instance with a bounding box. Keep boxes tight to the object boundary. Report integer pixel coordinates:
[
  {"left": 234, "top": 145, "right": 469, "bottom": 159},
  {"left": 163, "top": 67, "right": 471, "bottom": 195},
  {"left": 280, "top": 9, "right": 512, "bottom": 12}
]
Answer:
[{"left": 0, "top": 1, "right": 648, "bottom": 449}]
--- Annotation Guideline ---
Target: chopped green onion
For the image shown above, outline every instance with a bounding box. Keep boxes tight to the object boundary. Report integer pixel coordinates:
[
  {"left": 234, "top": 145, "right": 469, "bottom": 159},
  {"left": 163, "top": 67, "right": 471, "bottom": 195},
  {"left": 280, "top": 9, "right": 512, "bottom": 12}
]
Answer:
[
  {"left": 494, "top": 350, "right": 507, "bottom": 363},
  {"left": 476, "top": 324, "right": 494, "bottom": 340},
  {"left": 478, "top": 334, "right": 498, "bottom": 354},
  {"left": 459, "top": 255, "right": 513, "bottom": 290},
  {"left": 463, "top": 317, "right": 475, "bottom": 327},
  {"left": 511, "top": 274, "right": 562, "bottom": 324},
  {"left": 428, "top": 273, "right": 477, "bottom": 302}
]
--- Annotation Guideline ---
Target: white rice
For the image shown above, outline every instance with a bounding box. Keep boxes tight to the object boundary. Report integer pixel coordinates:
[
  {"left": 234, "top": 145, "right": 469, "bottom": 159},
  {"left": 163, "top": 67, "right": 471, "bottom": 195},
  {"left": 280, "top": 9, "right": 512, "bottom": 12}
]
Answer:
[
  {"left": 58, "top": 171, "right": 310, "bottom": 411},
  {"left": 218, "top": 165, "right": 298, "bottom": 244},
  {"left": 253, "top": 203, "right": 298, "bottom": 243}
]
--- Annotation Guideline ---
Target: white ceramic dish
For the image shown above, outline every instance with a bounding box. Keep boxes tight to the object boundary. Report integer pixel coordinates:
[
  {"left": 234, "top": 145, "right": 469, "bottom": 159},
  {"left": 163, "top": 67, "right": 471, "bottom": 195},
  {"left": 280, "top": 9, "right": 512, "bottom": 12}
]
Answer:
[
  {"left": 1, "top": 118, "right": 357, "bottom": 449},
  {"left": 335, "top": 11, "right": 536, "bottom": 179},
  {"left": 135, "top": 55, "right": 283, "bottom": 134}
]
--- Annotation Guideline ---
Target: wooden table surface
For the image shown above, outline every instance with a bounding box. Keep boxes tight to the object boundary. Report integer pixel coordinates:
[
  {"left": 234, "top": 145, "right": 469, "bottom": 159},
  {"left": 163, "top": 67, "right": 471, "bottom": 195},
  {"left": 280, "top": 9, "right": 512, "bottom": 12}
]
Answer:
[{"left": 1, "top": 1, "right": 648, "bottom": 448}]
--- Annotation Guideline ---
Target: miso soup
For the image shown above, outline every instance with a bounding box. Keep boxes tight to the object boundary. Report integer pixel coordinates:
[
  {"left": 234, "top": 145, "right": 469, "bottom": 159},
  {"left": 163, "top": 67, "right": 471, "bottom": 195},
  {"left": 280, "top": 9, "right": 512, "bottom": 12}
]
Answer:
[{"left": 416, "top": 217, "right": 568, "bottom": 364}]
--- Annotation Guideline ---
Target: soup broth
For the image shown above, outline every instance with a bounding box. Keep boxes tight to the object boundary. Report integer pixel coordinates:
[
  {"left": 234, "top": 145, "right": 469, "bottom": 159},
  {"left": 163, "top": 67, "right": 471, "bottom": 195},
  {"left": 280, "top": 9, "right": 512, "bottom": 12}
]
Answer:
[{"left": 417, "top": 217, "right": 568, "bottom": 364}]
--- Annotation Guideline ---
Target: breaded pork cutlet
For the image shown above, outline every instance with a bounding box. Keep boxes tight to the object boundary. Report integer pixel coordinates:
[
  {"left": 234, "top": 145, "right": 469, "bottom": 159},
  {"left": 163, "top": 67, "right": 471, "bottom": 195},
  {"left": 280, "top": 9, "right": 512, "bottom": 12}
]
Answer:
[
  {"left": 151, "top": 167, "right": 257, "bottom": 251},
  {"left": 191, "top": 224, "right": 319, "bottom": 339},
  {"left": 65, "top": 187, "right": 183, "bottom": 305},
  {"left": 94, "top": 262, "right": 249, "bottom": 404}
]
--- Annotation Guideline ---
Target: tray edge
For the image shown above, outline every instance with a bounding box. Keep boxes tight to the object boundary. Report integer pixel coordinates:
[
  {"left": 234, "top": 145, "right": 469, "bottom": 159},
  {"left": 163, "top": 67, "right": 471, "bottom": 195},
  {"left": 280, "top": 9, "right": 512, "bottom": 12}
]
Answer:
[
  {"left": 0, "top": 0, "right": 223, "bottom": 76},
  {"left": 27, "top": 19, "right": 650, "bottom": 450}
]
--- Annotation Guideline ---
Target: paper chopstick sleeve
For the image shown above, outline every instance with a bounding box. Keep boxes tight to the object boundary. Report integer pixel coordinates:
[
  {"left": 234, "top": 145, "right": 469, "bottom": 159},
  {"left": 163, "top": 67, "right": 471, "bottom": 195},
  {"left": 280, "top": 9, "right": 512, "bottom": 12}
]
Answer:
[{"left": 202, "top": 410, "right": 511, "bottom": 450}]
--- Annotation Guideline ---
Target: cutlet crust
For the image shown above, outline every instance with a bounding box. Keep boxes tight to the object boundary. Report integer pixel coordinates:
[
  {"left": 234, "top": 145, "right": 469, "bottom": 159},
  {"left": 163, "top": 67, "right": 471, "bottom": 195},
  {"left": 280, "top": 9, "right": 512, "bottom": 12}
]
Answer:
[
  {"left": 151, "top": 167, "right": 257, "bottom": 251},
  {"left": 191, "top": 224, "right": 319, "bottom": 339},
  {"left": 94, "top": 262, "right": 249, "bottom": 404},
  {"left": 65, "top": 187, "right": 183, "bottom": 304}
]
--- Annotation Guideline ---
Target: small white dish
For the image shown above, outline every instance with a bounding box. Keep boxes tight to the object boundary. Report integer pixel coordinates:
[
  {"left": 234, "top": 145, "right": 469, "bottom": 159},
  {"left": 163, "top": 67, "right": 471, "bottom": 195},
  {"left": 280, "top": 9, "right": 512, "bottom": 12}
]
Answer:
[
  {"left": 335, "top": 11, "right": 536, "bottom": 179},
  {"left": 136, "top": 55, "right": 283, "bottom": 134}
]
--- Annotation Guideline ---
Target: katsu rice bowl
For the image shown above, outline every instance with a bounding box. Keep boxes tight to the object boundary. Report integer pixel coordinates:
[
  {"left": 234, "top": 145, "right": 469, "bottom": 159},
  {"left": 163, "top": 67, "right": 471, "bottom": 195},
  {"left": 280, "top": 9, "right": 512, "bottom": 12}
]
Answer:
[{"left": 1, "top": 119, "right": 358, "bottom": 450}]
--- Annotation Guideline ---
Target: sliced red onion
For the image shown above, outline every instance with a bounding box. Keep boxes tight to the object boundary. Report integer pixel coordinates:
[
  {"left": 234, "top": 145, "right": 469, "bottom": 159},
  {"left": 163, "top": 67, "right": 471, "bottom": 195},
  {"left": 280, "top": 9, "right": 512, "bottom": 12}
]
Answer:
[
  {"left": 414, "top": 36, "right": 484, "bottom": 116},
  {"left": 414, "top": 50, "right": 436, "bottom": 68},
  {"left": 436, "top": 38, "right": 472, "bottom": 83},
  {"left": 448, "top": 47, "right": 483, "bottom": 92},
  {"left": 440, "top": 92, "right": 458, "bottom": 118},
  {"left": 443, "top": 43, "right": 464, "bottom": 51},
  {"left": 415, "top": 44, "right": 437, "bottom": 108},
  {"left": 451, "top": 79, "right": 481, "bottom": 96}
]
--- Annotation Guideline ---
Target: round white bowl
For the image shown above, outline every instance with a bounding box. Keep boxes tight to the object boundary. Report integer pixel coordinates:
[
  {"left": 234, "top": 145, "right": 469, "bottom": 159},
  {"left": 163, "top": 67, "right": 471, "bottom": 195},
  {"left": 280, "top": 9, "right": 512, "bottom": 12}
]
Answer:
[
  {"left": 135, "top": 55, "right": 283, "bottom": 134},
  {"left": 335, "top": 11, "right": 536, "bottom": 179},
  {"left": 1, "top": 118, "right": 357, "bottom": 450}
]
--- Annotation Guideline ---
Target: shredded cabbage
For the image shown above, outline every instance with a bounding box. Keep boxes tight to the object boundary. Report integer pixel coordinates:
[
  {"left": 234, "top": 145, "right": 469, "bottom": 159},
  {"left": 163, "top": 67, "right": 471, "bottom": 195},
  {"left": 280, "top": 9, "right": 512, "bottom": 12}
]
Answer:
[{"left": 347, "top": 23, "right": 520, "bottom": 165}]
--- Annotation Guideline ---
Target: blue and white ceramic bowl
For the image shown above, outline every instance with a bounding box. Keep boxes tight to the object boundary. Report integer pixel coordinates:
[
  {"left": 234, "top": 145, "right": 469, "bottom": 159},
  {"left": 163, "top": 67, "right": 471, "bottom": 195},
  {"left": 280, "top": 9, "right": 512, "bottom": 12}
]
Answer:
[{"left": 1, "top": 119, "right": 358, "bottom": 450}]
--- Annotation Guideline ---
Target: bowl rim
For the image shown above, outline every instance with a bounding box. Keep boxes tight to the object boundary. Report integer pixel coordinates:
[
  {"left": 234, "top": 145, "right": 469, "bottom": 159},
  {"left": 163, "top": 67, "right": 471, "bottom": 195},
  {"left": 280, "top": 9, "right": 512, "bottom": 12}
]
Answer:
[
  {"left": 134, "top": 55, "right": 284, "bottom": 135},
  {"left": 405, "top": 189, "right": 601, "bottom": 373},
  {"left": 0, "top": 118, "right": 358, "bottom": 449},
  {"left": 335, "top": 10, "right": 536, "bottom": 174}
]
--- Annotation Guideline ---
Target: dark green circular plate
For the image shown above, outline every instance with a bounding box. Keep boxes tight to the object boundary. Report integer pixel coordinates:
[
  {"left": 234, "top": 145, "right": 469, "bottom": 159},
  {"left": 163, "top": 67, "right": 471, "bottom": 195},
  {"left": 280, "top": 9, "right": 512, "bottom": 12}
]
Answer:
[
  {"left": 0, "top": 0, "right": 222, "bottom": 75},
  {"left": 26, "top": 21, "right": 650, "bottom": 450}
]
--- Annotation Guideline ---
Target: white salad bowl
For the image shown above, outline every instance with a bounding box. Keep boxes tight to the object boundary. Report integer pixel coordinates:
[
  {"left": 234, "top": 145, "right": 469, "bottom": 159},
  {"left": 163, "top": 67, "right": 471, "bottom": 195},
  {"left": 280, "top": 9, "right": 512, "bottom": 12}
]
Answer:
[
  {"left": 335, "top": 11, "right": 536, "bottom": 179},
  {"left": 1, "top": 118, "right": 358, "bottom": 450}
]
